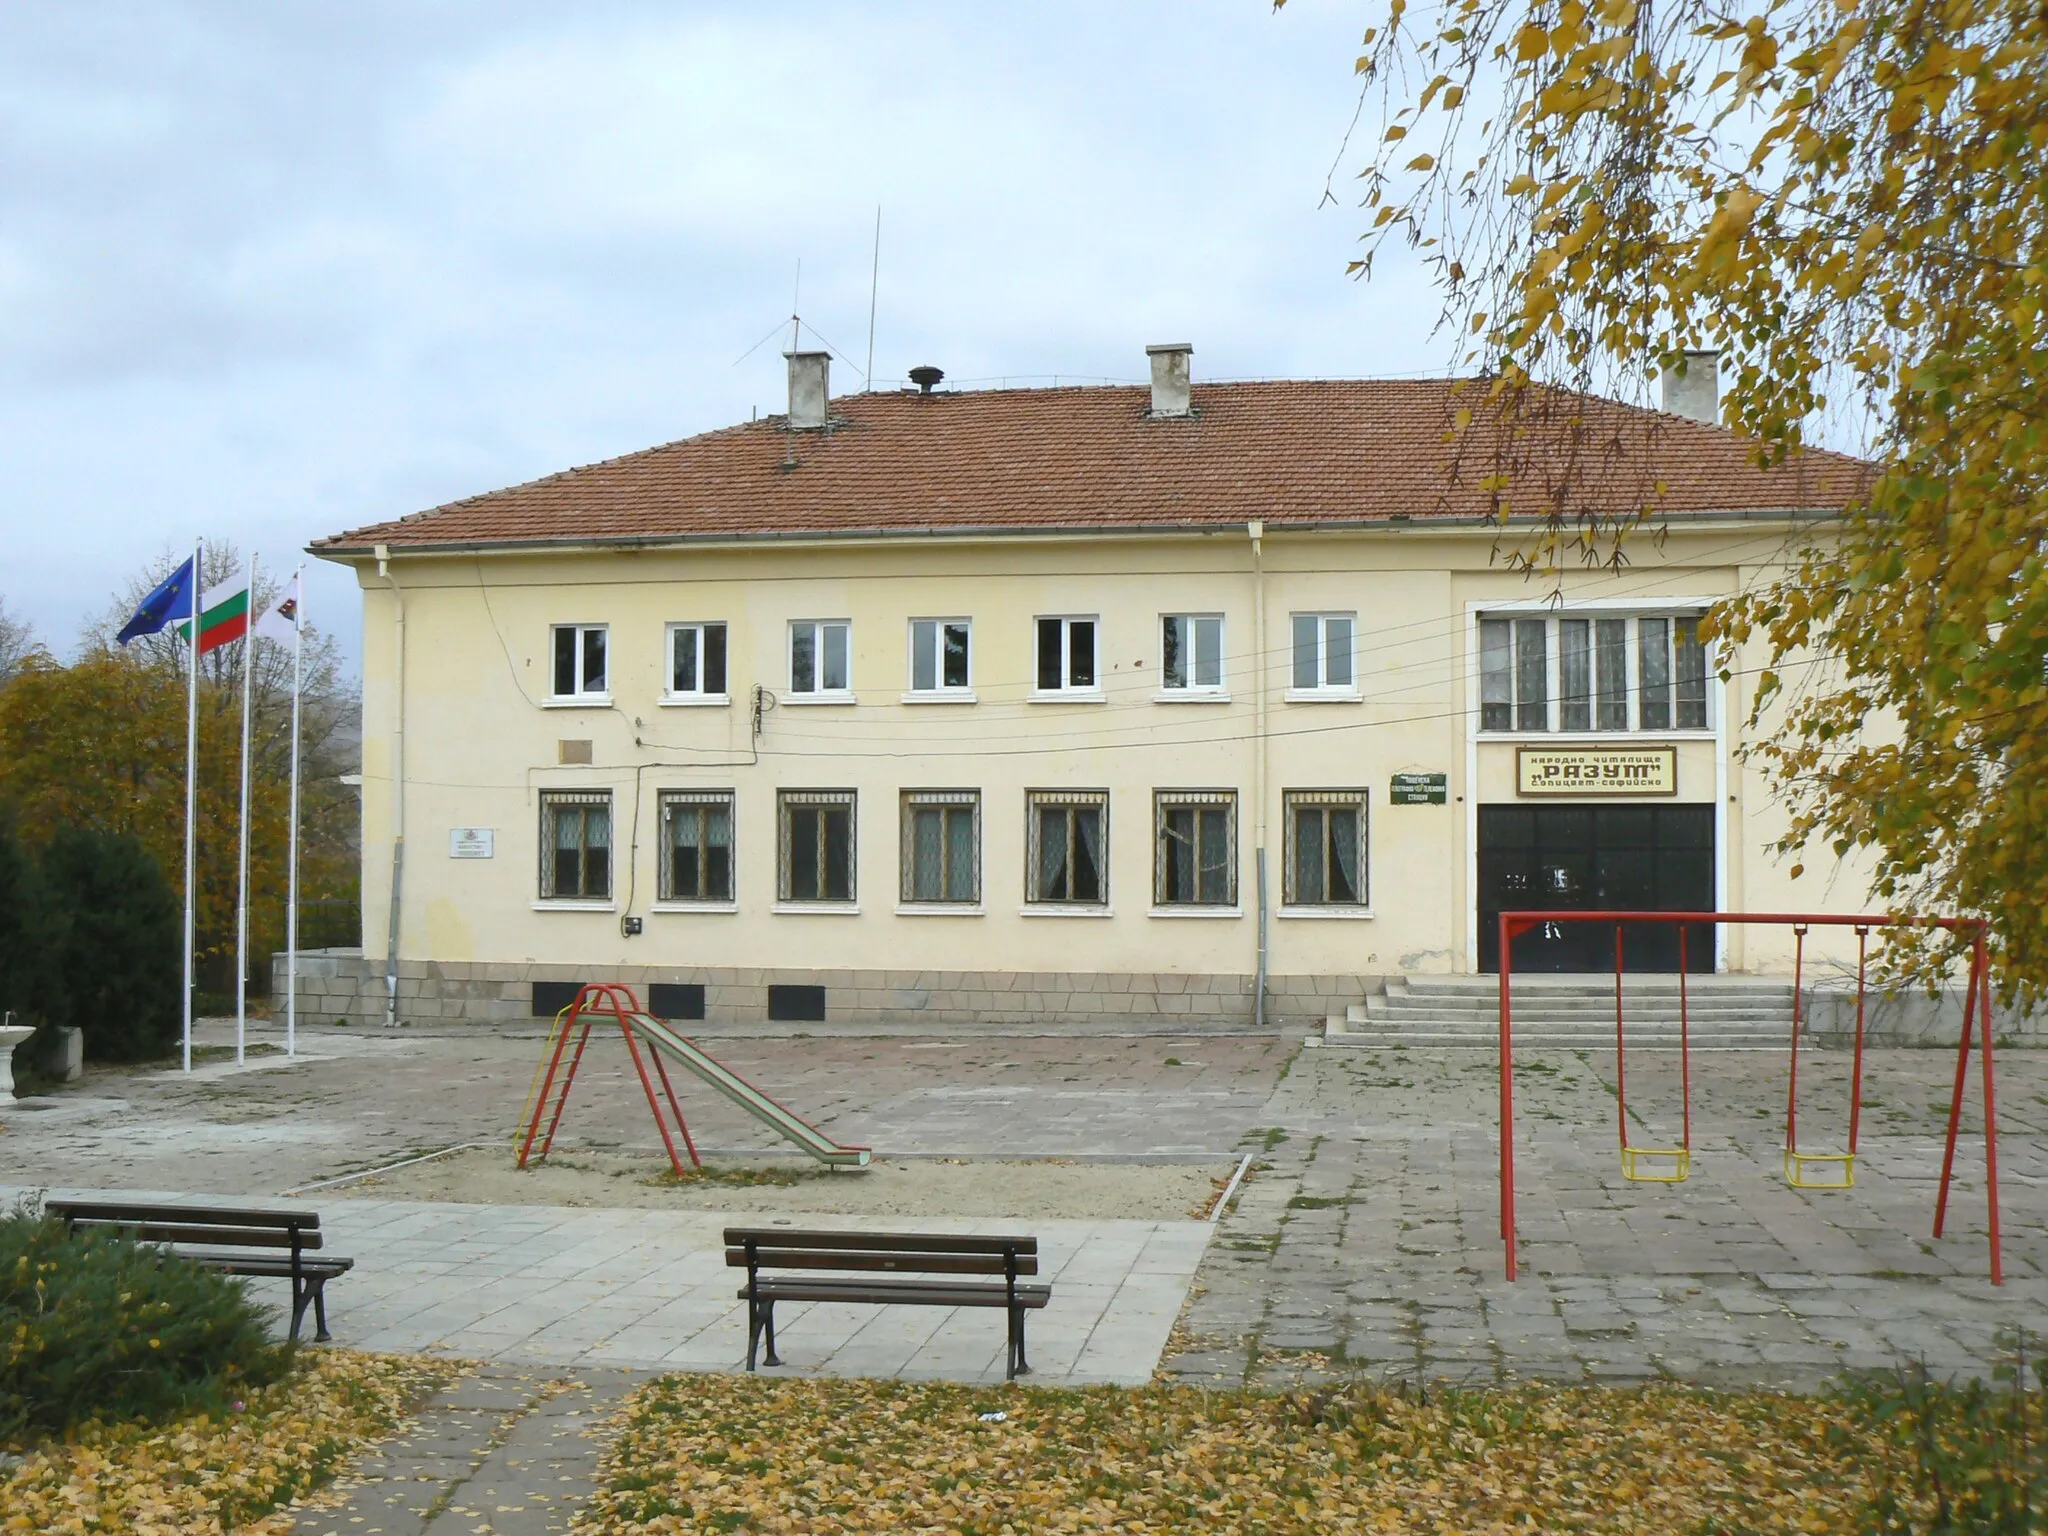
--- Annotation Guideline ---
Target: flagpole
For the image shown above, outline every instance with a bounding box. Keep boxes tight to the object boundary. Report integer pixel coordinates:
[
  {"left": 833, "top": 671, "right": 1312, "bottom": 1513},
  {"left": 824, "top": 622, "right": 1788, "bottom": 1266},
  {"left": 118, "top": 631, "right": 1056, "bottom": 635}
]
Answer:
[
  {"left": 285, "top": 572, "right": 302, "bottom": 1059},
  {"left": 182, "top": 541, "right": 201, "bottom": 1075},
  {"left": 235, "top": 553, "right": 256, "bottom": 1066}
]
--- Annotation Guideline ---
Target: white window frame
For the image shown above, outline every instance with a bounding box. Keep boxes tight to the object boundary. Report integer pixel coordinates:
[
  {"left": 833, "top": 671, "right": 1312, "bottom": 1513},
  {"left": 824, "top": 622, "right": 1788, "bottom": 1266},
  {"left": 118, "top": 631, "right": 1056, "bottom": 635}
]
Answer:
[
  {"left": 776, "top": 789, "right": 857, "bottom": 907},
  {"left": 787, "top": 620, "right": 854, "bottom": 703},
  {"left": 1281, "top": 788, "right": 1371, "bottom": 913},
  {"left": 655, "top": 789, "right": 737, "bottom": 909},
  {"left": 1476, "top": 609, "right": 1714, "bottom": 736},
  {"left": 898, "top": 789, "right": 982, "bottom": 909},
  {"left": 1031, "top": 615, "right": 1102, "bottom": 701},
  {"left": 663, "top": 622, "right": 730, "bottom": 707},
  {"left": 1151, "top": 789, "right": 1239, "bottom": 913},
  {"left": 904, "top": 618, "right": 975, "bottom": 702},
  {"left": 1286, "top": 613, "right": 1359, "bottom": 701},
  {"left": 537, "top": 789, "right": 614, "bottom": 905},
  {"left": 548, "top": 623, "right": 610, "bottom": 706},
  {"left": 1024, "top": 788, "right": 1110, "bottom": 910},
  {"left": 1158, "top": 614, "right": 1227, "bottom": 700}
]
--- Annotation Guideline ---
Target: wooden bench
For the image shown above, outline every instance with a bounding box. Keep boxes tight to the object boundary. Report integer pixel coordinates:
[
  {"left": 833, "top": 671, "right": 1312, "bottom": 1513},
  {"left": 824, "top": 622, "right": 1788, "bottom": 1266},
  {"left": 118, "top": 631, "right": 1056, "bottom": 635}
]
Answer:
[
  {"left": 45, "top": 1200, "right": 353, "bottom": 1344},
  {"left": 725, "top": 1228, "right": 1051, "bottom": 1380}
]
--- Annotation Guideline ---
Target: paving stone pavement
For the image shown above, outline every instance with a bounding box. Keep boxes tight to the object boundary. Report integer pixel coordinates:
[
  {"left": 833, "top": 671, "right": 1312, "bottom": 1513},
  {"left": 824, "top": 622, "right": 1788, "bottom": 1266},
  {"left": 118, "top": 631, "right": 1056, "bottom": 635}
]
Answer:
[
  {"left": 288, "top": 1365, "right": 641, "bottom": 1536},
  {"left": 1160, "top": 1040, "right": 2048, "bottom": 1392}
]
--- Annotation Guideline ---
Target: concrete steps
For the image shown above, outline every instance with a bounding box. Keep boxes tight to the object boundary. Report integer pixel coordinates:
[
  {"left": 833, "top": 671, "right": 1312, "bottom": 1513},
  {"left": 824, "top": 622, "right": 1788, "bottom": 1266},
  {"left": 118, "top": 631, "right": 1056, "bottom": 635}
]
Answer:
[{"left": 1324, "top": 973, "right": 1798, "bottom": 1048}]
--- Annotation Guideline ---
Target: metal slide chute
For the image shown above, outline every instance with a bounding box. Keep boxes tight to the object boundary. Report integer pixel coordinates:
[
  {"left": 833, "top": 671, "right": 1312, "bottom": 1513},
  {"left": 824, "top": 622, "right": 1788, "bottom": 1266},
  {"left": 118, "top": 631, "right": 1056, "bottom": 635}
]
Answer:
[{"left": 515, "top": 983, "right": 871, "bottom": 1175}]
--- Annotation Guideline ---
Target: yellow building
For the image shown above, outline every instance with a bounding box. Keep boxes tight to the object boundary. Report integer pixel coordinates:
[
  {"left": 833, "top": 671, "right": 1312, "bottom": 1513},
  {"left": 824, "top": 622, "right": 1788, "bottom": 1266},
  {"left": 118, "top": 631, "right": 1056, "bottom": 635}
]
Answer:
[{"left": 306, "top": 345, "right": 1870, "bottom": 1028}]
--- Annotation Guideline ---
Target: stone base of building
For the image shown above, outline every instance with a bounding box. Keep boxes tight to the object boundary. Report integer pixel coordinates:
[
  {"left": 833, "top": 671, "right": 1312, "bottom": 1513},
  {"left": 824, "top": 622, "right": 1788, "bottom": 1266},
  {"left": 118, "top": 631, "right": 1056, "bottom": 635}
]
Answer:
[{"left": 271, "top": 950, "right": 1370, "bottom": 1030}]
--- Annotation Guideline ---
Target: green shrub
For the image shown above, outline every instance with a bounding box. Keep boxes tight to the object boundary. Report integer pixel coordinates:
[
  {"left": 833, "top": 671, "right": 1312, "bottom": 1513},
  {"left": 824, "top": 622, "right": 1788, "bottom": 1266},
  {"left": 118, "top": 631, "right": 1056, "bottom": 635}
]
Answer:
[
  {"left": 0, "top": 1210, "right": 291, "bottom": 1441},
  {"left": 0, "top": 815, "right": 42, "bottom": 1029},
  {"left": 37, "top": 825, "right": 180, "bottom": 1062}
]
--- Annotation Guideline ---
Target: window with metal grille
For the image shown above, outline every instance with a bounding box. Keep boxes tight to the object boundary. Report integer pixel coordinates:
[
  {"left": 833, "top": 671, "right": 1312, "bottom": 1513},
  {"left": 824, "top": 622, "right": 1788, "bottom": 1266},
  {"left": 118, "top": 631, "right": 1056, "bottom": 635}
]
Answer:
[
  {"left": 1154, "top": 790, "right": 1236, "bottom": 906},
  {"left": 1034, "top": 616, "right": 1097, "bottom": 692},
  {"left": 1283, "top": 789, "right": 1369, "bottom": 906},
  {"left": 1161, "top": 614, "right": 1224, "bottom": 691},
  {"left": 900, "top": 790, "right": 979, "bottom": 903},
  {"left": 550, "top": 625, "right": 607, "bottom": 699},
  {"left": 1480, "top": 613, "right": 1711, "bottom": 732},
  {"left": 1290, "top": 614, "right": 1356, "bottom": 692},
  {"left": 778, "top": 789, "right": 855, "bottom": 902},
  {"left": 658, "top": 790, "right": 734, "bottom": 902},
  {"left": 1026, "top": 790, "right": 1108, "bottom": 905},
  {"left": 667, "top": 622, "right": 728, "bottom": 698},
  {"left": 789, "top": 620, "right": 851, "bottom": 696},
  {"left": 908, "top": 619, "right": 971, "bottom": 694},
  {"left": 539, "top": 790, "right": 612, "bottom": 900}
]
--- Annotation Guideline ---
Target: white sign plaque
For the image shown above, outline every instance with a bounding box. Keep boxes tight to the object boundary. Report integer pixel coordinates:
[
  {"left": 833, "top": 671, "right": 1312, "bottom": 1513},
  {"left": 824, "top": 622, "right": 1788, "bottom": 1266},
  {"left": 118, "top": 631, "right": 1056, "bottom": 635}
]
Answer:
[{"left": 449, "top": 827, "right": 495, "bottom": 859}]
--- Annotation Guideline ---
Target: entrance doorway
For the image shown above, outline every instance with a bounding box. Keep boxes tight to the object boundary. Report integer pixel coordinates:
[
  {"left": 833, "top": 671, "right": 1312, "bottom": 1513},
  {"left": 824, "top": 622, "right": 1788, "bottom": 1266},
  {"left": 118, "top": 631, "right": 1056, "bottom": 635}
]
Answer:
[{"left": 1478, "top": 804, "right": 1715, "bottom": 973}]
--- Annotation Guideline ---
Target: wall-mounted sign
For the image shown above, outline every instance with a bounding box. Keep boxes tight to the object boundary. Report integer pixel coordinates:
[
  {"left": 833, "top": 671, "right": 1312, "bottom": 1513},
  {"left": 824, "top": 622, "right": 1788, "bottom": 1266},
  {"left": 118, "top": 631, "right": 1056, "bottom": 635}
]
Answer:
[
  {"left": 1517, "top": 746, "right": 1677, "bottom": 797},
  {"left": 449, "top": 828, "right": 496, "bottom": 859},
  {"left": 1390, "top": 772, "right": 1449, "bottom": 805}
]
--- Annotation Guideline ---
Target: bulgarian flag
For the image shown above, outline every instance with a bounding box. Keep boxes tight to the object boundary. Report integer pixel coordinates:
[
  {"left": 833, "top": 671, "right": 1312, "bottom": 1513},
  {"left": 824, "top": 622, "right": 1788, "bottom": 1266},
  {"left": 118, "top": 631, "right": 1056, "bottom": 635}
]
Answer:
[{"left": 175, "top": 579, "right": 252, "bottom": 654}]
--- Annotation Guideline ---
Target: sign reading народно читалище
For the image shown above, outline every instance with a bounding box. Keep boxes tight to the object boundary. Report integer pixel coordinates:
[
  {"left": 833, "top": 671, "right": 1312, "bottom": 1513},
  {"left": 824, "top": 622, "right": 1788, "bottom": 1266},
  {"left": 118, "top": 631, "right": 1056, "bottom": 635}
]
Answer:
[
  {"left": 1390, "top": 772, "right": 1449, "bottom": 805},
  {"left": 1516, "top": 746, "right": 1677, "bottom": 797}
]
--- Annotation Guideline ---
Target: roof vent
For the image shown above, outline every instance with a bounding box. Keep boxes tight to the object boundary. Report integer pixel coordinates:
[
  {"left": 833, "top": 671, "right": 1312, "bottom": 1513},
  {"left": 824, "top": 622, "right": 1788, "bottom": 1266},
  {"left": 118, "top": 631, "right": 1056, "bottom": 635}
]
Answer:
[
  {"left": 1661, "top": 349, "right": 1720, "bottom": 425},
  {"left": 785, "top": 350, "right": 830, "bottom": 429},
  {"left": 1146, "top": 343, "right": 1193, "bottom": 419},
  {"left": 908, "top": 365, "right": 944, "bottom": 394}
]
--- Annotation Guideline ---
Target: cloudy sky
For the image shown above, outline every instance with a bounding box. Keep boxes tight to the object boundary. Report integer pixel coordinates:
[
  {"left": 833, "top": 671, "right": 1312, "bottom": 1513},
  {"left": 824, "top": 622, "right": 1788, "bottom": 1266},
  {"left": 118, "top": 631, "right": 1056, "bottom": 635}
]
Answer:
[{"left": 2, "top": 2, "right": 1459, "bottom": 674}]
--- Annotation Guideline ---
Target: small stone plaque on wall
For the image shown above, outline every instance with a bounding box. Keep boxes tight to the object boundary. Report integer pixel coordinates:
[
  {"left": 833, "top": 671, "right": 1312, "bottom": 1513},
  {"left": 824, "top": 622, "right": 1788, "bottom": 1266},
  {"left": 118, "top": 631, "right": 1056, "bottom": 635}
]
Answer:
[{"left": 449, "top": 827, "right": 495, "bottom": 858}]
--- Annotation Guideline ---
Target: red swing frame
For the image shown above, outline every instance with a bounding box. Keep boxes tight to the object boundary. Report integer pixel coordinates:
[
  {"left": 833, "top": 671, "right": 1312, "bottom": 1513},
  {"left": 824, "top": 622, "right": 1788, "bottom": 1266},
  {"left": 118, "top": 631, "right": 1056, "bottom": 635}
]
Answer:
[{"left": 1495, "top": 911, "right": 2002, "bottom": 1283}]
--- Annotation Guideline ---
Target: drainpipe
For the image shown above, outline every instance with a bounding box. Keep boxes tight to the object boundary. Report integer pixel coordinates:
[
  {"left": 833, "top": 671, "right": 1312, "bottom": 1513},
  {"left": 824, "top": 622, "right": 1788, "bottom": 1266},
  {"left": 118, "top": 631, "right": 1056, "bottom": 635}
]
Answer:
[
  {"left": 1249, "top": 520, "right": 1268, "bottom": 1030},
  {"left": 375, "top": 544, "right": 406, "bottom": 1029}
]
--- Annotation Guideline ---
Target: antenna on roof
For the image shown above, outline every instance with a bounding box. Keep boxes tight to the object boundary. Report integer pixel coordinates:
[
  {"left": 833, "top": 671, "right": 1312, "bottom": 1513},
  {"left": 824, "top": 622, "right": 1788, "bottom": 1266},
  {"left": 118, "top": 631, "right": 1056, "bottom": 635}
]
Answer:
[{"left": 864, "top": 207, "right": 881, "bottom": 392}]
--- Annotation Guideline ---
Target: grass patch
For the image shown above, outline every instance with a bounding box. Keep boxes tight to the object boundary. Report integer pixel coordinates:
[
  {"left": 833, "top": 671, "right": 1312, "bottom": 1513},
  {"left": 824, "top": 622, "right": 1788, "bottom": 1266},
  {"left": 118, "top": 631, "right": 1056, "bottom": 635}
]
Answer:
[
  {"left": 587, "top": 1374, "right": 1932, "bottom": 1534},
  {"left": 643, "top": 1163, "right": 821, "bottom": 1189},
  {"left": 0, "top": 1350, "right": 454, "bottom": 1532}
]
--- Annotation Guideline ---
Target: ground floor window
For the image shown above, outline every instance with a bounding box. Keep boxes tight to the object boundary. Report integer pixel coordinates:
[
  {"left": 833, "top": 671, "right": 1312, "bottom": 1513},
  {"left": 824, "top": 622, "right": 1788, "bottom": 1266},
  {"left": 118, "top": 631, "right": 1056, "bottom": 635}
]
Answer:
[
  {"left": 1284, "top": 789, "right": 1368, "bottom": 906},
  {"left": 1155, "top": 791, "right": 1236, "bottom": 906},
  {"left": 539, "top": 790, "right": 611, "bottom": 900},
  {"left": 1026, "top": 790, "right": 1108, "bottom": 906},
  {"left": 901, "top": 790, "right": 980, "bottom": 903},
  {"left": 659, "top": 790, "right": 734, "bottom": 902},
  {"left": 779, "top": 789, "right": 856, "bottom": 902}
]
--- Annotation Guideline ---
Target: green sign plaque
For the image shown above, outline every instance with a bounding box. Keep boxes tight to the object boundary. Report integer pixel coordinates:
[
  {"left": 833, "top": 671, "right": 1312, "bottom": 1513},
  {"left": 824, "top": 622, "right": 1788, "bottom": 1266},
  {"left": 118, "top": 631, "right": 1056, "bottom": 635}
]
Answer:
[{"left": 1390, "top": 772, "right": 1448, "bottom": 805}]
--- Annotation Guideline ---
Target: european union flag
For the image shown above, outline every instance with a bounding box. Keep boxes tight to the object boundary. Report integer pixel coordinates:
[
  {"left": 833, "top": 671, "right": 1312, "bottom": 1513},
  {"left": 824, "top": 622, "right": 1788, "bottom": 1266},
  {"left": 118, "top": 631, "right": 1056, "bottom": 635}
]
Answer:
[{"left": 117, "top": 555, "right": 198, "bottom": 646}]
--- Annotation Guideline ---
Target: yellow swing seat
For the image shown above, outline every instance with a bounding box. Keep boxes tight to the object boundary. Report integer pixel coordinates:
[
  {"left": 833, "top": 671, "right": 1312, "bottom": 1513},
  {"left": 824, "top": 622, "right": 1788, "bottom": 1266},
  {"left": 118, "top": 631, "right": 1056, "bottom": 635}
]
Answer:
[
  {"left": 1784, "top": 1148, "right": 1855, "bottom": 1189},
  {"left": 1620, "top": 1144, "right": 1692, "bottom": 1183}
]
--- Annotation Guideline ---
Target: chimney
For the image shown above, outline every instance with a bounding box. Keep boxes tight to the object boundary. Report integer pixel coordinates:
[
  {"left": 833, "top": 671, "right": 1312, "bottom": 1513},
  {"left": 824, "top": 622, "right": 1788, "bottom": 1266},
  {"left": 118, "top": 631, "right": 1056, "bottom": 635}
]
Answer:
[
  {"left": 1661, "top": 349, "right": 1720, "bottom": 425},
  {"left": 1146, "top": 342, "right": 1193, "bottom": 419},
  {"left": 785, "top": 349, "right": 830, "bottom": 430}
]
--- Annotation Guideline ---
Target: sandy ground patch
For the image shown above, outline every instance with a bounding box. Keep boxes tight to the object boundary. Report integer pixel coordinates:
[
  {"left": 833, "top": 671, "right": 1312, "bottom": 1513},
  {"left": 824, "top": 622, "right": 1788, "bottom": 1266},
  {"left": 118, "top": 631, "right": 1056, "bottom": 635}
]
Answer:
[{"left": 329, "top": 1145, "right": 1232, "bottom": 1220}]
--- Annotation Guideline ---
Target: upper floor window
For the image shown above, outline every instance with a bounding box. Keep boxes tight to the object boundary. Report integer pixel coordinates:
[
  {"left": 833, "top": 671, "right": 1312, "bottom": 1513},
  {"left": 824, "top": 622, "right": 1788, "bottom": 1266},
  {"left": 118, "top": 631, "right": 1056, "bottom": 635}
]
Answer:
[
  {"left": 789, "top": 620, "right": 851, "bottom": 699},
  {"left": 1479, "top": 612, "right": 1710, "bottom": 733},
  {"left": 900, "top": 790, "right": 980, "bottom": 904},
  {"left": 1290, "top": 614, "right": 1356, "bottom": 695},
  {"left": 551, "top": 624, "right": 608, "bottom": 701},
  {"left": 667, "top": 622, "right": 728, "bottom": 700},
  {"left": 539, "top": 790, "right": 611, "bottom": 901},
  {"left": 908, "top": 619, "right": 972, "bottom": 695},
  {"left": 1035, "top": 617, "right": 1098, "bottom": 694},
  {"left": 1155, "top": 790, "right": 1236, "bottom": 907},
  {"left": 1161, "top": 615, "right": 1224, "bottom": 693},
  {"left": 659, "top": 790, "right": 734, "bottom": 903}
]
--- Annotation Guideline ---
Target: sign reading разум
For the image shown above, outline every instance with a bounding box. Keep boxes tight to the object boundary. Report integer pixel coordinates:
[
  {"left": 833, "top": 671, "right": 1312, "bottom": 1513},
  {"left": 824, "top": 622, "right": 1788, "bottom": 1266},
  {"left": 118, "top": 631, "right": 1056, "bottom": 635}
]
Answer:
[{"left": 1516, "top": 746, "right": 1677, "bottom": 797}]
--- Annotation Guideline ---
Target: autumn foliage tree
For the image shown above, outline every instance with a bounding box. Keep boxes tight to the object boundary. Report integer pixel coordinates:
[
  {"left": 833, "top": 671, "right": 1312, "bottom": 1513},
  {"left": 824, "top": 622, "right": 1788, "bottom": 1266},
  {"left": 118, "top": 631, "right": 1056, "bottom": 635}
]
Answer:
[{"left": 1302, "top": 0, "right": 2048, "bottom": 1001}]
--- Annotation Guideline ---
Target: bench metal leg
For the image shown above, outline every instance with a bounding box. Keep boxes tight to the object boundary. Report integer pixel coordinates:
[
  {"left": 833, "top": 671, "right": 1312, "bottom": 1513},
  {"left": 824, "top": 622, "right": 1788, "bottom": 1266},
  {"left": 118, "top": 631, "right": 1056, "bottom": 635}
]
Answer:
[
  {"left": 746, "top": 1299, "right": 783, "bottom": 1370},
  {"left": 312, "top": 1281, "right": 332, "bottom": 1343},
  {"left": 1008, "top": 1307, "right": 1030, "bottom": 1379},
  {"left": 762, "top": 1302, "right": 781, "bottom": 1368},
  {"left": 288, "top": 1283, "right": 311, "bottom": 1344}
]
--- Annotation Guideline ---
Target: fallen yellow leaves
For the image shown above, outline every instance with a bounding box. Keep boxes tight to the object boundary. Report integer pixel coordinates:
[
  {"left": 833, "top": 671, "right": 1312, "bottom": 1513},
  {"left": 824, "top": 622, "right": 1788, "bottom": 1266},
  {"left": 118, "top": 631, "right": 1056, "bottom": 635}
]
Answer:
[
  {"left": 585, "top": 1375, "right": 1888, "bottom": 1535},
  {"left": 0, "top": 1350, "right": 454, "bottom": 1536}
]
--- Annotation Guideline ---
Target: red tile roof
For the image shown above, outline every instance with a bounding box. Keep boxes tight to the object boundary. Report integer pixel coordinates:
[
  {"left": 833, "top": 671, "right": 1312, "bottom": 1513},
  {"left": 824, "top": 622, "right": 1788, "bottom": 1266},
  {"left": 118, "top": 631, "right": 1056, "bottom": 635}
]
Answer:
[{"left": 313, "top": 379, "right": 1870, "bottom": 554}]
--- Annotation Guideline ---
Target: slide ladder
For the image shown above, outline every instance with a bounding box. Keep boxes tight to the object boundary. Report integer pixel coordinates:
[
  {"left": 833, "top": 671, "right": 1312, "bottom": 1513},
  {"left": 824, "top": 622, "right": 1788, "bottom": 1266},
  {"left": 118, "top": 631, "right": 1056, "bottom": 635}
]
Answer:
[{"left": 514, "top": 984, "right": 869, "bottom": 1176}]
